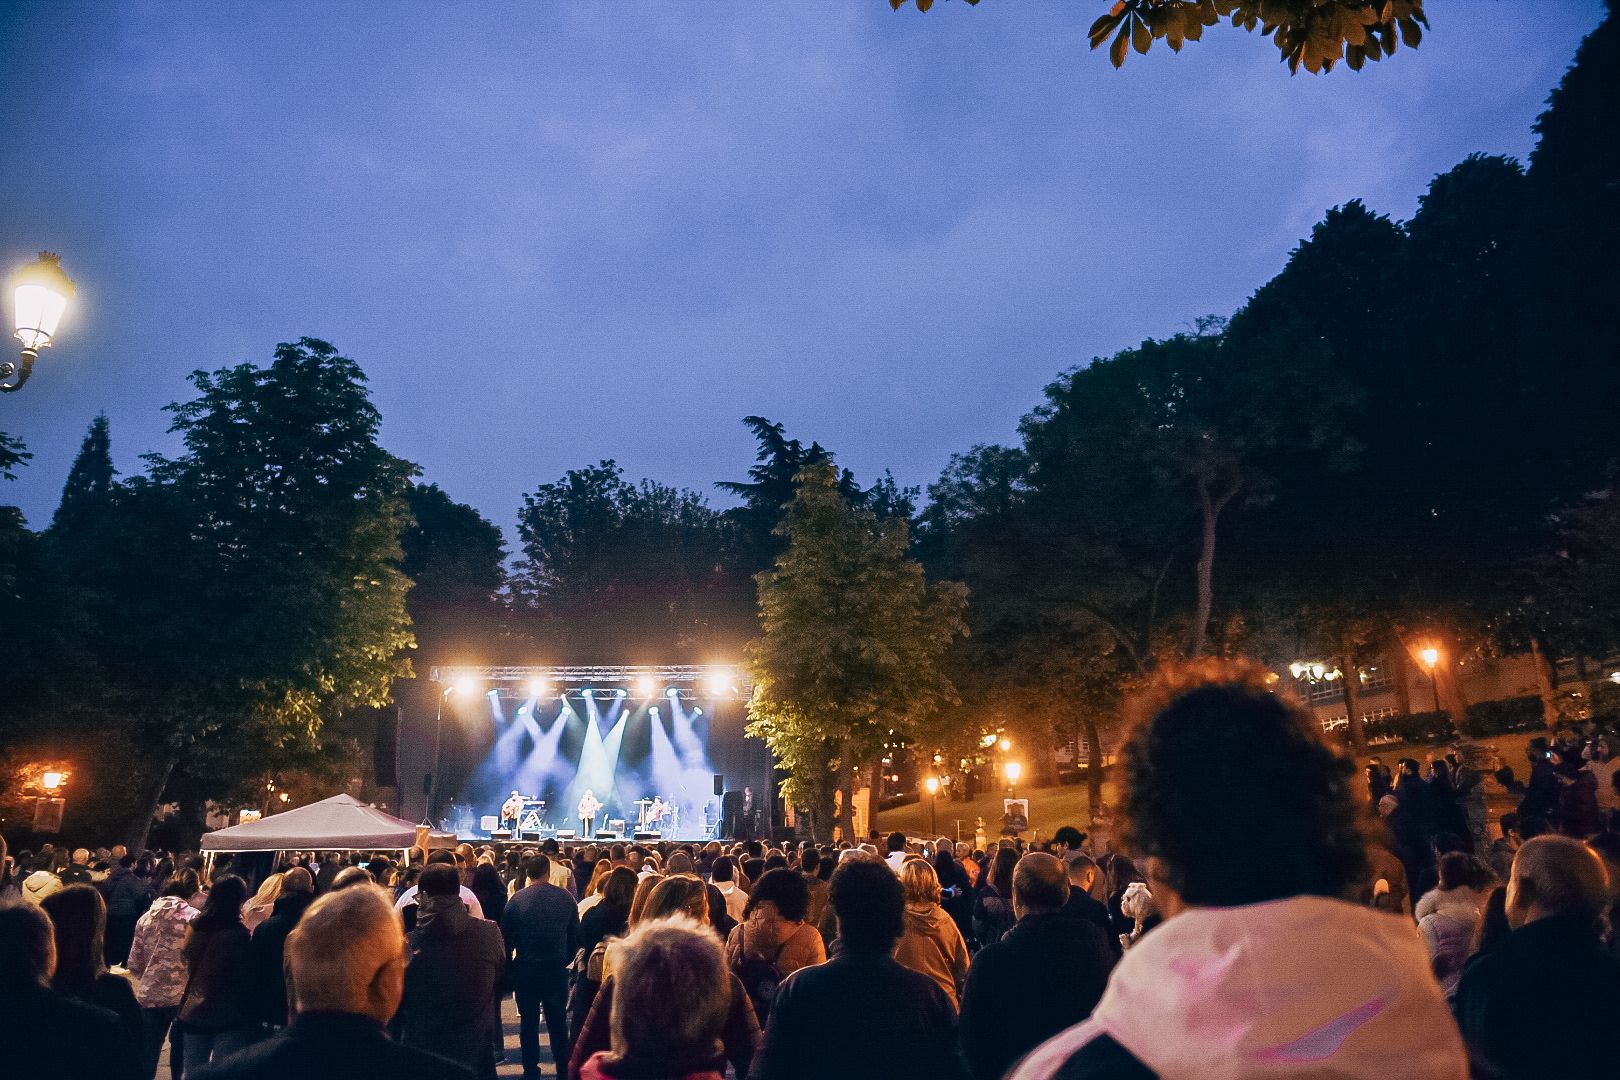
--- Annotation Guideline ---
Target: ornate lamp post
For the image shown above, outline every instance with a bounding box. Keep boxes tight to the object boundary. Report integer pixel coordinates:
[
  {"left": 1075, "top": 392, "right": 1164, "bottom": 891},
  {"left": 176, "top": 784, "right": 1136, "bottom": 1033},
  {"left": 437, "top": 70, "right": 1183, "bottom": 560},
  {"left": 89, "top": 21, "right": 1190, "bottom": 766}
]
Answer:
[
  {"left": 924, "top": 776, "right": 939, "bottom": 835},
  {"left": 4, "top": 252, "right": 76, "bottom": 393},
  {"left": 1420, "top": 647, "right": 1442, "bottom": 715}
]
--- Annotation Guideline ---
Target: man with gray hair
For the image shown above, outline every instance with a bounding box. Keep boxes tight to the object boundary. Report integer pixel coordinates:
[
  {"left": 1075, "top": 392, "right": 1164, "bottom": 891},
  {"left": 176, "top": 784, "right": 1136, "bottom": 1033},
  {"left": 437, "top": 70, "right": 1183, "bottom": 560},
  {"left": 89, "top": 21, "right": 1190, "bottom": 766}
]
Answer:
[
  {"left": 192, "top": 885, "right": 472, "bottom": 1079},
  {"left": 960, "top": 853, "right": 1115, "bottom": 1080},
  {"left": 578, "top": 914, "right": 730, "bottom": 1079},
  {"left": 1452, "top": 834, "right": 1620, "bottom": 1080}
]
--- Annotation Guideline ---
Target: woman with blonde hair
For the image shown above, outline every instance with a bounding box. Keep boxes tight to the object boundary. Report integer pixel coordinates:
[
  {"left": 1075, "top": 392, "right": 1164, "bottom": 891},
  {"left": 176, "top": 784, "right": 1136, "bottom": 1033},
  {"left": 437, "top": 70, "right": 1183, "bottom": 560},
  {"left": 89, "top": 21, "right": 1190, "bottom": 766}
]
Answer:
[
  {"left": 894, "top": 856, "right": 971, "bottom": 1008},
  {"left": 578, "top": 858, "right": 615, "bottom": 914},
  {"left": 240, "top": 870, "right": 283, "bottom": 932},
  {"left": 569, "top": 875, "right": 761, "bottom": 1080}
]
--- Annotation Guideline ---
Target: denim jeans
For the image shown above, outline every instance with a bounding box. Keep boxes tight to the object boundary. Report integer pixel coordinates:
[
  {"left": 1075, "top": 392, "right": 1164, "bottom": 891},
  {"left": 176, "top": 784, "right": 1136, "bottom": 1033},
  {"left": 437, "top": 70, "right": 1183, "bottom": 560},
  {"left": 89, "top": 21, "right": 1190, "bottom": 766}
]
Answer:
[{"left": 514, "top": 975, "right": 570, "bottom": 1077}]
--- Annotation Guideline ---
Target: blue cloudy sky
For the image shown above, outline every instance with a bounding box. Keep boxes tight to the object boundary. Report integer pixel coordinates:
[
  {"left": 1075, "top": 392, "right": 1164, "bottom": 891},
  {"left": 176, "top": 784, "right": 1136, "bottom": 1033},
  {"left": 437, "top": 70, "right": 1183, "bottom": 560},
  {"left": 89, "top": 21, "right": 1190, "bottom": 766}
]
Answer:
[{"left": 0, "top": 1, "right": 1606, "bottom": 535}]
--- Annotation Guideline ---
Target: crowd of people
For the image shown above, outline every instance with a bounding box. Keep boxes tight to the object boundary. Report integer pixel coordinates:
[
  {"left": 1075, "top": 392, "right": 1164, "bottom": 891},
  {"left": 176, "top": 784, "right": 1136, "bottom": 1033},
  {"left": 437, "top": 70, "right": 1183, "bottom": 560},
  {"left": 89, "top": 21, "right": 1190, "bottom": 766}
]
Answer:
[{"left": 3, "top": 664, "right": 1618, "bottom": 1079}]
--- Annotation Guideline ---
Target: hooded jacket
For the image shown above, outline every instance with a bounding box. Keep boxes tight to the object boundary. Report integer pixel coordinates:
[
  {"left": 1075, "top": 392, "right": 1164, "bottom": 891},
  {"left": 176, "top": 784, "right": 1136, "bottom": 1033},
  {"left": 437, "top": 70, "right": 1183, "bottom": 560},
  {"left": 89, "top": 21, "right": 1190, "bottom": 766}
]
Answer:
[
  {"left": 127, "top": 895, "right": 197, "bottom": 1009},
  {"left": 1009, "top": 895, "right": 1467, "bottom": 1080},
  {"left": 894, "top": 903, "right": 970, "bottom": 1008}
]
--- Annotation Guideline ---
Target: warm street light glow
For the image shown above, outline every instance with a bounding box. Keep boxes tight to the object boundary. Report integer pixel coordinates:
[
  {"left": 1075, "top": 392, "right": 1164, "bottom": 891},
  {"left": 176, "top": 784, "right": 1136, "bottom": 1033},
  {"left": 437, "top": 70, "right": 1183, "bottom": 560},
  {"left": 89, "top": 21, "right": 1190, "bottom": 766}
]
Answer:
[
  {"left": 924, "top": 776, "right": 939, "bottom": 795},
  {"left": 278, "top": 791, "right": 289, "bottom": 803},
  {"left": 998, "top": 737, "right": 1012, "bottom": 752},
  {"left": 41, "top": 771, "right": 65, "bottom": 792},
  {"left": 1420, "top": 647, "right": 1440, "bottom": 670},
  {"left": 980, "top": 733, "right": 997, "bottom": 748},
  {"left": 1004, "top": 761, "right": 1022, "bottom": 784},
  {"left": 4, "top": 252, "right": 75, "bottom": 392}
]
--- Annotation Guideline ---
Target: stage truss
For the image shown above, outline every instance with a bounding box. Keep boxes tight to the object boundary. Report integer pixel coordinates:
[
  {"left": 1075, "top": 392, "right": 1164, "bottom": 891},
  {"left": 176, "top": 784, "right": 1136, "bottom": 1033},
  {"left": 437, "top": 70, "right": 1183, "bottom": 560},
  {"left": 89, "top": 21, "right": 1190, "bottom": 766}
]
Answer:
[{"left": 429, "top": 664, "right": 754, "bottom": 700}]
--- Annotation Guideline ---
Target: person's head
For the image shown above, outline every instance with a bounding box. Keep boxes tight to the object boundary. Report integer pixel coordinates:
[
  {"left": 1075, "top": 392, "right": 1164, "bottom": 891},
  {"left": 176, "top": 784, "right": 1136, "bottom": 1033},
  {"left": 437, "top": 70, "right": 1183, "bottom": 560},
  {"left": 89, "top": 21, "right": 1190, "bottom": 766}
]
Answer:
[
  {"left": 744, "top": 867, "right": 811, "bottom": 922},
  {"left": 161, "top": 868, "right": 201, "bottom": 899},
  {"left": 280, "top": 865, "right": 314, "bottom": 897},
  {"left": 800, "top": 848, "right": 821, "bottom": 877},
  {"left": 886, "top": 831, "right": 907, "bottom": 855},
  {"left": 1505, "top": 834, "right": 1610, "bottom": 930},
  {"left": 0, "top": 901, "right": 56, "bottom": 989},
  {"left": 71, "top": 848, "right": 89, "bottom": 867},
  {"left": 1052, "top": 826, "right": 1085, "bottom": 854},
  {"left": 285, "top": 884, "right": 404, "bottom": 1023},
  {"left": 1499, "top": 812, "right": 1522, "bottom": 844},
  {"left": 608, "top": 915, "right": 729, "bottom": 1069},
  {"left": 524, "top": 853, "right": 551, "bottom": 885},
  {"left": 830, "top": 859, "right": 905, "bottom": 954},
  {"left": 1118, "top": 662, "right": 1368, "bottom": 914},
  {"left": 331, "top": 866, "right": 374, "bottom": 891},
  {"left": 425, "top": 849, "right": 457, "bottom": 868},
  {"left": 39, "top": 884, "right": 106, "bottom": 991},
  {"left": 1437, "top": 853, "right": 1493, "bottom": 893},
  {"left": 665, "top": 851, "right": 695, "bottom": 875},
  {"left": 1397, "top": 758, "right": 1421, "bottom": 777},
  {"left": 417, "top": 863, "right": 461, "bottom": 899},
  {"left": 711, "top": 855, "right": 736, "bottom": 883},
  {"left": 1471, "top": 885, "right": 1511, "bottom": 958},
  {"left": 1429, "top": 832, "right": 1467, "bottom": 861},
  {"left": 1011, "top": 852, "right": 1070, "bottom": 919},
  {"left": 1063, "top": 851, "right": 1099, "bottom": 894},
  {"left": 599, "top": 866, "right": 640, "bottom": 922},
  {"left": 638, "top": 875, "right": 709, "bottom": 925},
  {"left": 897, "top": 858, "right": 942, "bottom": 909},
  {"left": 195, "top": 874, "right": 250, "bottom": 930},
  {"left": 991, "top": 845, "right": 1018, "bottom": 897}
]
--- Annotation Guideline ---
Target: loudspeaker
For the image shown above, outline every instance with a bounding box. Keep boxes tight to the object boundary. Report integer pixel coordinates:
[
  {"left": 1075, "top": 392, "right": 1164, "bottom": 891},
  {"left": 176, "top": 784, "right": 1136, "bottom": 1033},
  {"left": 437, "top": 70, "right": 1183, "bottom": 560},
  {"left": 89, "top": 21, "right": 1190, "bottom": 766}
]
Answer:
[
  {"left": 489, "top": 829, "right": 513, "bottom": 841},
  {"left": 633, "top": 831, "right": 660, "bottom": 841},
  {"left": 422, "top": 772, "right": 433, "bottom": 795},
  {"left": 713, "top": 773, "right": 725, "bottom": 797},
  {"left": 555, "top": 829, "right": 577, "bottom": 840}
]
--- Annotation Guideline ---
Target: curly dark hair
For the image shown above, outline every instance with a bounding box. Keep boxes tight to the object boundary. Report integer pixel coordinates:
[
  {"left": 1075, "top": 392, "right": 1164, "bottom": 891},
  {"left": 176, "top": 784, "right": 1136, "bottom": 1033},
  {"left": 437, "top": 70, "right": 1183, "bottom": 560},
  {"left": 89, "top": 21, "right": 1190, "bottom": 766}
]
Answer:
[{"left": 1118, "top": 660, "right": 1369, "bottom": 907}]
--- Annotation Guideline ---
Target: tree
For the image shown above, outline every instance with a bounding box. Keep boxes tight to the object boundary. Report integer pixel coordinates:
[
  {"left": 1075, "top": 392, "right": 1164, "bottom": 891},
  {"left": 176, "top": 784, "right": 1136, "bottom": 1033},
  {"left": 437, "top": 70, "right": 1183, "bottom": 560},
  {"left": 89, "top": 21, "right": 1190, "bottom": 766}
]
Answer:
[
  {"left": 402, "top": 482, "right": 506, "bottom": 611},
  {"left": 51, "top": 414, "right": 115, "bottom": 533},
  {"left": 514, "top": 460, "right": 751, "bottom": 656},
  {"left": 719, "top": 416, "right": 860, "bottom": 573},
  {"left": 893, "top": 0, "right": 1428, "bottom": 74},
  {"left": 748, "top": 463, "right": 967, "bottom": 841},
  {"left": 112, "top": 338, "right": 415, "bottom": 844}
]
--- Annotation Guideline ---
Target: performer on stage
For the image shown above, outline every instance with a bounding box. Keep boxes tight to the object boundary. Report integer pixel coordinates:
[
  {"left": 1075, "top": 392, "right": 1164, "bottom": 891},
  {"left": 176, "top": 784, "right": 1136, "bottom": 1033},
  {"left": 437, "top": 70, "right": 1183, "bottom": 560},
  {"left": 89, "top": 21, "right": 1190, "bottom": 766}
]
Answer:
[
  {"left": 501, "top": 790, "right": 525, "bottom": 832},
  {"left": 578, "top": 789, "right": 602, "bottom": 836},
  {"left": 647, "top": 795, "right": 668, "bottom": 832}
]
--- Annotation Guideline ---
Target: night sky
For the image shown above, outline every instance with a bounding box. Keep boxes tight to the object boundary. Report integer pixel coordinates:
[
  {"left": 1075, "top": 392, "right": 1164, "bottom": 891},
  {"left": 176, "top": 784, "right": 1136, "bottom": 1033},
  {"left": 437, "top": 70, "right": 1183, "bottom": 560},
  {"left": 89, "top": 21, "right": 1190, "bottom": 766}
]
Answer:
[{"left": 0, "top": 2, "right": 1605, "bottom": 536}]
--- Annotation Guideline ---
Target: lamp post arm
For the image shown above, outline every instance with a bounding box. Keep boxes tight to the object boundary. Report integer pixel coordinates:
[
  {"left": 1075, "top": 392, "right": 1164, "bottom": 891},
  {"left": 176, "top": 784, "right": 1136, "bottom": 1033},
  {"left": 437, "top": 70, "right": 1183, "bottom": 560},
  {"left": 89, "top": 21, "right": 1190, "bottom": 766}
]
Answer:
[{"left": 0, "top": 349, "right": 38, "bottom": 393}]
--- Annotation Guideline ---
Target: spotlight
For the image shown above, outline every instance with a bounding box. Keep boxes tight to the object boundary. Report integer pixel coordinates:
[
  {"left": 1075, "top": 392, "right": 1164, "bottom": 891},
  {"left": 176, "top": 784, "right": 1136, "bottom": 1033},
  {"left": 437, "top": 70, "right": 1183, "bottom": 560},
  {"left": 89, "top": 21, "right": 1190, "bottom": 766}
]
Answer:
[
  {"left": 528, "top": 677, "right": 547, "bottom": 698},
  {"left": 692, "top": 707, "right": 703, "bottom": 717},
  {"left": 582, "top": 688, "right": 594, "bottom": 699},
  {"left": 617, "top": 689, "right": 628, "bottom": 699},
  {"left": 706, "top": 668, "right": 733, "bottom": 696},
  {"left": 453, "top": 676, "right": 479, "bottom": 697},
  {"left": 486, "top": 688, "right": 499, "bottom": 699},
  {"left": 636, "top": 676, "right": 656, "bottom": 698},
  {"left": 650, "top": 706, "right": 660, "bottom": 718},
  {"left": 666, "top": 687, "right": 680, "bottom": 699}
]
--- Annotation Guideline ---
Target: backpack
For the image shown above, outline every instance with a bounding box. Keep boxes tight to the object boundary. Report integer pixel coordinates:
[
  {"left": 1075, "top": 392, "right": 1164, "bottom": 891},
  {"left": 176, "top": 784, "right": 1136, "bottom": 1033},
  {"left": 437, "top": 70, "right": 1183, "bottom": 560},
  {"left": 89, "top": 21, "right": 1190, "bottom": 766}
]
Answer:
[{"left": 733, "top": 924, "right": 789, "bottom": 1021}]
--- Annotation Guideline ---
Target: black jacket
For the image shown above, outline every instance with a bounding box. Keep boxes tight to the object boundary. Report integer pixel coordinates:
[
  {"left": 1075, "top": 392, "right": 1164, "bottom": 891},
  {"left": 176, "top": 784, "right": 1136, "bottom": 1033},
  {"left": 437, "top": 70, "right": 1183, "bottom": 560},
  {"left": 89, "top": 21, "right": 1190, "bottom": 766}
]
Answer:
[
  {"left": 748, "top": 951, "right": 967, "bottom": 1080},
  {"left": 397, "top": 902, "right": 507, "bottom": 1072},
  {"left": 959, "top": 912, "right": 1116, "bottom": 1080},
  {"left": 1452, "top": 913, "right": 1620, "bottom": 1080},
  {"left": 500, "top": 880, "right": 579, "bottom": 986},
  {"left": 1060, "top": 890, "right": 1121, "bottom": 957},
  {"left": 248, "top": 891, "right": 315, "bottom": 1026},
  {"left": 0, "top": 981, "right": 142, "bottom": 1080},
  {"left": 190, "top": 1010, "right": 473, "bottom": 1080},
  {"left": 180, "top": 920, "right": 255, "bottom": 1032}
]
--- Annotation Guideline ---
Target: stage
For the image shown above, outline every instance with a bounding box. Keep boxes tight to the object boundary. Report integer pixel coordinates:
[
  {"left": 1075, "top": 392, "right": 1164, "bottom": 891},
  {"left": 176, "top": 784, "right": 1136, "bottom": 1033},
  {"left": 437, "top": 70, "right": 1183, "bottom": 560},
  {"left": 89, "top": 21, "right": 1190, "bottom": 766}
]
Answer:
[{"left": 410, "top": 665, "right": 776, "bottom": 842}]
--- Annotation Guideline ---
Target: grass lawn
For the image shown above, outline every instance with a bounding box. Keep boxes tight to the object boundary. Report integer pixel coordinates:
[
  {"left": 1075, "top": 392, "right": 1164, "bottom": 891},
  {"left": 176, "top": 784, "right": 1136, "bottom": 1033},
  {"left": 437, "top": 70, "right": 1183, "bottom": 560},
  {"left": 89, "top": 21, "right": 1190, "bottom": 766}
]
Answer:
[{"left": 876, "top": 729, "right": 1545, "bottom": 844}]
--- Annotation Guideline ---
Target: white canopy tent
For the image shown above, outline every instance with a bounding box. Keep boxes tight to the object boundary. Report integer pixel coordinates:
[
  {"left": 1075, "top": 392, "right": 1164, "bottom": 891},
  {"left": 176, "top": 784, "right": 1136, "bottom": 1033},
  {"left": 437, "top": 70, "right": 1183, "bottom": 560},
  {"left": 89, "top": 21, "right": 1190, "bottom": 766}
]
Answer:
[{"left": 200, "top": 793, "right": 452, "bottom": 852}]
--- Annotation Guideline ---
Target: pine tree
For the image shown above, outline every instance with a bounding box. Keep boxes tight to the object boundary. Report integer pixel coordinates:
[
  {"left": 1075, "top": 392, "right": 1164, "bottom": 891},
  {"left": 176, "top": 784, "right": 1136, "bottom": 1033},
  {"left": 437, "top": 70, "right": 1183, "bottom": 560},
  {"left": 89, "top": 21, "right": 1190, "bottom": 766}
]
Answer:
[{"left": 51, "top": 413, "right": 116, "bottom": 533}]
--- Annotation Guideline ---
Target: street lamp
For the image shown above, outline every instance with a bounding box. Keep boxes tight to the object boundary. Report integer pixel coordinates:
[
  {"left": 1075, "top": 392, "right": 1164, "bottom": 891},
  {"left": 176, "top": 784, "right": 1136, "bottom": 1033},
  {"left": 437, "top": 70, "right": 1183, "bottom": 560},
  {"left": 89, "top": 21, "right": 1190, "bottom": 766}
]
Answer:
[
  {"left": 1004, "top": 760, "right": 1022, "bottom": 794},
  {"left": 924, "top": 776, "right": 939, "bottom": 835},
  {"left": 998, "top": 737, "right": 1012, "bottom": 753},
  {"left": 1419, "top": 647, "right": 1442, "bottom": 714},
  {"left": 41, "top": 771, "right": 65, "bottom": 793},
  {"left": 5, "top": 252, "right": 76, "bottom": 393}
]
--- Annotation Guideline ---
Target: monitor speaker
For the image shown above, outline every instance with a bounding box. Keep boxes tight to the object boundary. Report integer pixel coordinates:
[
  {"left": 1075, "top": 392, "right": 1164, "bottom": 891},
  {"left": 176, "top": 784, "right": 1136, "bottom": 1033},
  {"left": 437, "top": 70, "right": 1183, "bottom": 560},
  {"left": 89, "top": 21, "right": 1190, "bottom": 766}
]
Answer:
[{"left": 713, "top": 773, "right": 725, "bottom": 797}]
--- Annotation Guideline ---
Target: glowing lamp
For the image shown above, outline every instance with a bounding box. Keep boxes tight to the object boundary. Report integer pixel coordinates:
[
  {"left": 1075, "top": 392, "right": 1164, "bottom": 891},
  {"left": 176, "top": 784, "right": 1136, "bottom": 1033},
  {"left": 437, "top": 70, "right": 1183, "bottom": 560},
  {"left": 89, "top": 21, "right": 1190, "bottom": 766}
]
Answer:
[
  {"left": 453, "top": 676, "right": 479, "bottom": 697},
  {"left": 41, "top": 770, "right": 65, "bottom": 793},
  {"left": 528, "top": 678, "right": 547, "bottom": 698},
  {"left": 924, "top": 777, "right": 939, "bottom": 795},
  {"left": 707, "top": 668, "right": 734, "bottom": 696},
  {"left": 4, "top": 252, "right": 75, "bottom": 393},
  {"left": 998, "top": 737, "right": 1012, "bottom": 753},
  {"left": 1419, "top": 647, "right": 1440, "bottom": 670},
  {"left": 1004, "top": 761, "right": 1022, "bottom": 784}
]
